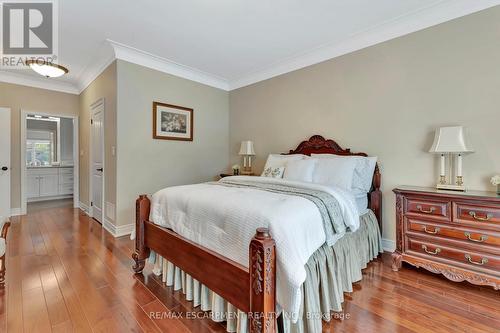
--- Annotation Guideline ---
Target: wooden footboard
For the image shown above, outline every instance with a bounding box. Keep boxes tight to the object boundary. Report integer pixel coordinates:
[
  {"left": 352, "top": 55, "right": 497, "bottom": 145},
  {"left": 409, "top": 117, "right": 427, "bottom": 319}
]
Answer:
[{"left": 133, "top": 195, "right": 277, "bottom": 333}]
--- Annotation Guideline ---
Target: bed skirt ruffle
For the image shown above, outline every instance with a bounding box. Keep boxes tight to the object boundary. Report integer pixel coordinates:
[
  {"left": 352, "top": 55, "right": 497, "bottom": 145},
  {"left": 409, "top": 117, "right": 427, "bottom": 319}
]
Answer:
[{"left": 149, "top": 210, "right": 383, "bottom": 333}]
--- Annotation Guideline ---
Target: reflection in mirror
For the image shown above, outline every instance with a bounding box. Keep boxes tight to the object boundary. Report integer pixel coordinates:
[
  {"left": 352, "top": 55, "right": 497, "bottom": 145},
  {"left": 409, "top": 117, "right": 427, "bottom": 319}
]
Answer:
[{"left": 26, "top": 115, "right": 60, "bottom": 167}]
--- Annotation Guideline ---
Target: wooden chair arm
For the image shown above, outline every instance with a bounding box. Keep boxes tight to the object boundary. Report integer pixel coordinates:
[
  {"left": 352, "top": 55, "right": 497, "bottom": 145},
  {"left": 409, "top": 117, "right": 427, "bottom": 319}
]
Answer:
[{"left": 1, "top": 221, "right": 11, "bottom": 239}]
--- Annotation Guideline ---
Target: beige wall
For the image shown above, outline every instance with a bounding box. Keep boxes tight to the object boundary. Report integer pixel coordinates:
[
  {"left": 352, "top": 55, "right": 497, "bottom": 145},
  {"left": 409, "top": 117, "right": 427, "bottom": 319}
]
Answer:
[
  {"left": 229, "top": 7, "right": 500, "bottom": 244},
  {"left": 79, "top": 61, "right": 117, "bottom": 222},
  {"left": 0, "top": 82, "right": 79, "bottom": 209},
  {"left": 116, "top": 60, "right": 229, "bottom": 226}
]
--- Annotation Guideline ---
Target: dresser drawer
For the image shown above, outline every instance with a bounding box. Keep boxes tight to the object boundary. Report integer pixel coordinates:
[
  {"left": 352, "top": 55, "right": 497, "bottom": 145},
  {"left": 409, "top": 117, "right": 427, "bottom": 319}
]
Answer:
[
  {"left": 453, "top": 202, "right": 500, "bottom": 230},
  {"left": 58, "top": 167, "right": 74, "bottom": 175},
  {"left": 405, "top": 197, "right": 451, "bottom": 221},
  {"left": 407, "top": 218, "right": 500, "bottom": 248},
  {"left": 59, "top": 173, "right": 74, "bottom": 185},
  {"left": 407, "top": 237, "right": 500, "bottom": 273}
]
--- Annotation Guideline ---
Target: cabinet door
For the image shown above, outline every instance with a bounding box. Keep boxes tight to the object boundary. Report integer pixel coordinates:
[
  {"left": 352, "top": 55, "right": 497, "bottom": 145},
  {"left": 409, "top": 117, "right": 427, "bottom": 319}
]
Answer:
[
  {"left": 27, "top": 175, "right": 40, "bottom": 198},
  {"left": 39, "top": 174, "right": 59, "bottom": 197}
]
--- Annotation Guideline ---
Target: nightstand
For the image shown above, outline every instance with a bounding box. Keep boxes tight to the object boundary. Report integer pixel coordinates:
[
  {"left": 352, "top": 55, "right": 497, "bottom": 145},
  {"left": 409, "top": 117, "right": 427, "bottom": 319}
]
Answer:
[
  {"left": 392, "top": 186, "right": 500, "bottom": 290},
  {"left": 219, "top": 173, "right": 255, "bottom": 178}
]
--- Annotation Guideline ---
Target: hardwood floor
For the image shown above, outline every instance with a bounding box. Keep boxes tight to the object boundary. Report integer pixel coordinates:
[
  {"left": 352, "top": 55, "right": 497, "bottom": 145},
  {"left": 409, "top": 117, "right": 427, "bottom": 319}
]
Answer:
[
  {"left": 27, "top": 199, "right": 74, "bottom": 213},
  {"left": 1, "top": 206, "right": 499, "bottom": 332}
]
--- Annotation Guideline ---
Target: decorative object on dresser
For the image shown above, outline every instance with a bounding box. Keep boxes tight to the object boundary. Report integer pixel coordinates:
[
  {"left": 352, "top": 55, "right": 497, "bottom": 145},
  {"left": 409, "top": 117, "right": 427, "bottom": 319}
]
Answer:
[
  {"left": 392, "top": 186, "right": 500, "bottom": 290},
  {"left": 238, "top": 140, "right": 255, "bottom": 175},
  {"left": 429, "top": 126, "right": 473, "bottom": 191},
  {"left": 491, "top": 175, "right": 500, "bottom": 195},
  {"left": 152, "top": 102, "right": 193, "bottom": 141}
]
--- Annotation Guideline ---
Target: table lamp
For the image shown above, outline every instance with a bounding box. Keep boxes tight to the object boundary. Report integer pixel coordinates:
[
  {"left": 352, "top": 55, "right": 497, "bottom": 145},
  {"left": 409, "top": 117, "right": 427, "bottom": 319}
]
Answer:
[
  {"left": 429, "top": 126, "right": 474, "bottom": 191},
  {"left": 238, "top": 141, "right": 255, "bottom": 175}
]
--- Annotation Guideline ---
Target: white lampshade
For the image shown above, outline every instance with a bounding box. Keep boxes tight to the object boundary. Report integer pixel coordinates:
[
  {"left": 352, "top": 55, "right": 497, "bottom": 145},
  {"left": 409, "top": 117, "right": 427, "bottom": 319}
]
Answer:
[
  {"left": 238, "top": 140, "right": 255, "bottom": 155},
  {"left": 429, "top": 126, "right": 474, "bottom": 153}
]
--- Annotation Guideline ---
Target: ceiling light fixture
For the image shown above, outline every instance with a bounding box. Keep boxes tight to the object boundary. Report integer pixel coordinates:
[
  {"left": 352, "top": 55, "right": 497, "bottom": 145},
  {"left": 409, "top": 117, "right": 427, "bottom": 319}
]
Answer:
[{"left": 26, "top": 59, "right": 69, "bottom": 78}]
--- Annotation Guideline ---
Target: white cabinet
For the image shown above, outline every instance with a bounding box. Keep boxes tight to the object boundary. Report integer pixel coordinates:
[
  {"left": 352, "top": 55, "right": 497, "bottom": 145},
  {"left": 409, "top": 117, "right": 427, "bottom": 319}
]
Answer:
[
  {"left": 27, "top": 174, "right": 40, "bottom": 198},
  {"left": 39, "top": 174, "right": 59, "bottom": 197},
  {"left": 27, "top": 167, "right": 73, "bottom": 201},
  {"left": 58, "top": 168, "right": 74, "bottom": 195}
]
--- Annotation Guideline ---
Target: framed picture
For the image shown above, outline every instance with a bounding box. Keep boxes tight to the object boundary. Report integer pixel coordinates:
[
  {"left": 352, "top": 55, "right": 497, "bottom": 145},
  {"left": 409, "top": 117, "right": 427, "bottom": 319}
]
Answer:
[{"left": 153, "top": 102, "right": 193, "bottom": 141}]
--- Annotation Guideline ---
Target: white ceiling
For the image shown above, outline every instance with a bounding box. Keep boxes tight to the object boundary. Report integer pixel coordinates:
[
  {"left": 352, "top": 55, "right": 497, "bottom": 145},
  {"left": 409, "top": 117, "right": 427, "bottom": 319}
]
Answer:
[{"left": 1, "top": 0, "right": 499, "bottom": 93}]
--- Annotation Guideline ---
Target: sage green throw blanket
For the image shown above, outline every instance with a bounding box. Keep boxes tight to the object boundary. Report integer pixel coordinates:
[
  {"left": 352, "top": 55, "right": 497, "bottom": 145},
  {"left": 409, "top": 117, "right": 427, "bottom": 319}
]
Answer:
[{"left": 216, "top": 179, "right": 348, "bottom": 246}]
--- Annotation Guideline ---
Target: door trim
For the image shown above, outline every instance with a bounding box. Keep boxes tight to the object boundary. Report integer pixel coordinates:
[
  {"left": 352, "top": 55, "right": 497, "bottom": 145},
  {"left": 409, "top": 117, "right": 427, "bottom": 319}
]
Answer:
[
  {"left": 0, "top": 108, "right": 11, "bottom": 221},
  {"left": 89, "top": 98, "right": 105, "bottom": 222},
  {"left": 20, "top": 110, "right": 80, "bottom": 215}
]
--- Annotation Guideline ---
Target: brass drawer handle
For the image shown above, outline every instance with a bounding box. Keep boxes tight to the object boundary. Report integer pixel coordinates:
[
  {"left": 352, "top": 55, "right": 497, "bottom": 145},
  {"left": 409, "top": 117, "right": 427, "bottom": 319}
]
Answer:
[
  {"left": 416, "top": 205, "right": 436, "bottom": 214},
  {"left": 464, "top": 232, "right": 488, "bottom": 243},
  {"left": 421, "top": 244, "right": 441, "bottom": 255},
  {"left": 465, "top": 254, "right": 488, "bottom": 266},
  {"left": 468, "top": 211, "right": 493, "bottom": 221},
  {"left": 423, "top": 226, "right": 440, "bottom": 234}
]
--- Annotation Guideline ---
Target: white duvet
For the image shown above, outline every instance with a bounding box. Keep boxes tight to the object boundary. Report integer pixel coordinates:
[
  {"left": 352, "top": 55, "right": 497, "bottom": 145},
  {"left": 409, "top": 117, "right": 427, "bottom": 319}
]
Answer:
[{"left": 149, "top": 176, "right": 360, "bottom": 319}]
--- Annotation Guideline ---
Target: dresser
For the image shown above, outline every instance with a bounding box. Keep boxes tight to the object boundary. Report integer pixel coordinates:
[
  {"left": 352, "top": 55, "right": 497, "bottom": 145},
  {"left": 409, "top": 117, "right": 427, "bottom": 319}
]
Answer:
[{"left": 392, "top": 186, "right": 500, "bottom": 290}]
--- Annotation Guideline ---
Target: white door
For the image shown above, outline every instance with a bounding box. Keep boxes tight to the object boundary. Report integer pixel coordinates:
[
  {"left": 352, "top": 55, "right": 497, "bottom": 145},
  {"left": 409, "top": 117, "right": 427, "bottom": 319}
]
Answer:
[
  {"left": 0, "top": 108, "right": 10, "bottom": 223},
  {"left": 91, "top": 102, "right": 104, "bottom": 223}
]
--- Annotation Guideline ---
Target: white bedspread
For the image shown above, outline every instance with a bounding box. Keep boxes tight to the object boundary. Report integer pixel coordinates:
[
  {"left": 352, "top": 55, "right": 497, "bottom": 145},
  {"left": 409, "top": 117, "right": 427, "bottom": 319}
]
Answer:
[{"left": 149, "top": 176, "right": 360, "bottom": 319}]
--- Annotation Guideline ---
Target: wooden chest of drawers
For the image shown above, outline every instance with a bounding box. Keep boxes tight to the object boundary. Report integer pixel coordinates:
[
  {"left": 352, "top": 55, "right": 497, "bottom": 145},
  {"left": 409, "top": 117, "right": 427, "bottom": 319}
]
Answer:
[{"left": 393, "top": 186, "right": 500, "bottom": 290}]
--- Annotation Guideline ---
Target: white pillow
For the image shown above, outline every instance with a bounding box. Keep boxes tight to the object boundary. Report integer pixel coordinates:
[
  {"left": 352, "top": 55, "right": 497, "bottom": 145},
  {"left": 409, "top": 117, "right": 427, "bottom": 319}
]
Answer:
[
  {"left": 283, "top": 159, "right": 318, "bottom": 182},
  {"left": 312, "top": 158, "right": 357, "bottom": 190},
  {"left": 312, "top": 154, "right": 377, "bottom": 193},
  {"left": 262, "top": 166, "right": 285, "bottom": 178},
  {"left": 261, "top": 154, "right": 304, "bottom": 175}
]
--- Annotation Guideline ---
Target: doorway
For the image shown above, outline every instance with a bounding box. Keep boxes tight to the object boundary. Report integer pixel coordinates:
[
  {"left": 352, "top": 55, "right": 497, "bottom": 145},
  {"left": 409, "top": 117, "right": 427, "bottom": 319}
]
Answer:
[
  {"left": 89, "top": 99, "right": 104, "bottom": 223},
  {"left": 20, "top": 111, "right": 79, "bottom": 214}
]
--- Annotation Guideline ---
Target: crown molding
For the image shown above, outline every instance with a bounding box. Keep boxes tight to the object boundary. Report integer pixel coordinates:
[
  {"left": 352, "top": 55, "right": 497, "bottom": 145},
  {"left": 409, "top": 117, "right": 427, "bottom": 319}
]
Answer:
[
  {"left": 0, "top": 70, "right": 79, "bottom": 94},
  {"left": 2, "top": 1, "right": 499, "bottom": 93},
  {"left": 229, "top": 0, "right": 500, "bottom": 90},
  {"left": 107, "top": 39, "right": 230, "bottom": 91},
  {"left": 77, "top": 51, "right": 115, "bottom": 93}
]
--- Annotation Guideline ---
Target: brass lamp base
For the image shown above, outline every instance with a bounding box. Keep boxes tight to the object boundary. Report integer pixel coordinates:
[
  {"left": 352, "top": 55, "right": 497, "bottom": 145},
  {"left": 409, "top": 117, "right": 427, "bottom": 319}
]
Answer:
[
  {"left": 241, "top": 166, "right": 253, "bottom": 175},
  {"left": 436, "top": 175, "right": 466, "bottom": 192},
  {"left": 436, "top": 183, "right": 465, "bottom": 192}
]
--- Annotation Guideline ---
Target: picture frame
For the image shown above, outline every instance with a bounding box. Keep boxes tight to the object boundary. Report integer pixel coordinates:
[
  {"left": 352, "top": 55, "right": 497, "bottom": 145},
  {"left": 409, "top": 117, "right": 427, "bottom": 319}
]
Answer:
[{"left": 152, "top": 102, "right": 193, "bottom": 141}]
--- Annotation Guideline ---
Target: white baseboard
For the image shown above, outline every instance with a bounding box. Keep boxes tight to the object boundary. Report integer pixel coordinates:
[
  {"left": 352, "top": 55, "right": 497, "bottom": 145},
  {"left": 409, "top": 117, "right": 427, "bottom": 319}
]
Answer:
[
  {"left": 105, "top": 201, "right": 116, "bottom": 222},
  {"left": 79, "top": 202, "right": 90, "bottom": 215},
  {"left": 103, "top": 218, "right": 134, "bottom": 238},
  {"left": 382, "top": 238, "right": 396, "bottom": 252},
  {"left": 116, "top": 223, "right": 134, "bottom": 237},
  {"left": 10, "top": 208, "right": 22, "bottom": 216}
]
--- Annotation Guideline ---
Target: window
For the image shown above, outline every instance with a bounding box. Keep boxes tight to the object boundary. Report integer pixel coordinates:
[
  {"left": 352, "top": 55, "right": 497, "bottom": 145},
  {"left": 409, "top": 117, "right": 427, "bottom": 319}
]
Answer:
[{"left": 26, "top": 131, "right": 56, "bottom": 166}]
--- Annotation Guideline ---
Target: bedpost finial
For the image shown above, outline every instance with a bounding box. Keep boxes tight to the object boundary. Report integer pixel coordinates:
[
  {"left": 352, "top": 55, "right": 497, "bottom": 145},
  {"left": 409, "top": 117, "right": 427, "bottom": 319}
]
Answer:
[
  {"left": 373, "top": 164, "right": 381, "bottom": 190},
  {"left": 255, "top": 228, "right": 270, "bottom": 239}
]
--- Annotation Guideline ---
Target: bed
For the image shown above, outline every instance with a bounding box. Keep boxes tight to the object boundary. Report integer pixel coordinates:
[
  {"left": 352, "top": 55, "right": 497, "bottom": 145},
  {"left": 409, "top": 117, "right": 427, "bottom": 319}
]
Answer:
[{"left": 133, "top": 135, "right": 382, "bottom": 333}]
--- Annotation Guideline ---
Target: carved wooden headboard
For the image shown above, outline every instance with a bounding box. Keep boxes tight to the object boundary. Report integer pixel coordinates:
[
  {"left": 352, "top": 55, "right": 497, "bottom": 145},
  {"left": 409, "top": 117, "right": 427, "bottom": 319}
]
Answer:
[{"left": 285, "top": 135, "right": 382, "bottom": 228}]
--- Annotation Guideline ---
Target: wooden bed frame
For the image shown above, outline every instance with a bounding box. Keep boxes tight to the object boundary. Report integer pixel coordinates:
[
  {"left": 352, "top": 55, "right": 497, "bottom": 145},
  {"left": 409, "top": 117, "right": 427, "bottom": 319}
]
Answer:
[{"left": 133, "top": 135, "right": 382, "bottom": 333}]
